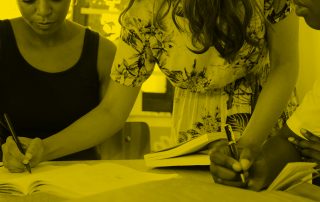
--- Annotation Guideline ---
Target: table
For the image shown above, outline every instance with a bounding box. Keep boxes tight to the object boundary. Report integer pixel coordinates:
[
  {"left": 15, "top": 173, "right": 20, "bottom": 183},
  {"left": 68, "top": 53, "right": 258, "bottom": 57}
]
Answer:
[{"left": 0, "top": 160, "right": 319, "bottom": 202}]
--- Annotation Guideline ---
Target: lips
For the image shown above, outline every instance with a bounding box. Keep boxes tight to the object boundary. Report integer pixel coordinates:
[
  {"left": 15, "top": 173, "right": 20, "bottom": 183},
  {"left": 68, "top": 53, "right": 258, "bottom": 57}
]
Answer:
[{"left": 36, "top": 22, "right": 55, "bottom": 30}]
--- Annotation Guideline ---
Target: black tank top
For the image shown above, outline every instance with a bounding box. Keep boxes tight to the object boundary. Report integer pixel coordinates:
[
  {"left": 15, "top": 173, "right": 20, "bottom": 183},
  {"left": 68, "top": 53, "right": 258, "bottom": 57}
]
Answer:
[{"left": 0, "top": 20, "right": 100, "bottom": 160}]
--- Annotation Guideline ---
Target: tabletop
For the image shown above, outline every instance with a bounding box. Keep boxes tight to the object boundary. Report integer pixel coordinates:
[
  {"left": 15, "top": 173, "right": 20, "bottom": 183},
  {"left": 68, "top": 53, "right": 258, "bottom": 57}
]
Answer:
[{"left": 0, "top": 160, "right": 319, "bottom": 202}]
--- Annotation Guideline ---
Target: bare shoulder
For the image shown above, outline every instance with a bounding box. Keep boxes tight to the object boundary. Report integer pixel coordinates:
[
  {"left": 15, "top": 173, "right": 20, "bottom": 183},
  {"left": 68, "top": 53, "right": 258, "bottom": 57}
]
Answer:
[
  {"left": 98, "top": 36, "right": 116, "bottom": 60},
  {"left": 97, "top": 35, "right": 117, "bottom": 81}
]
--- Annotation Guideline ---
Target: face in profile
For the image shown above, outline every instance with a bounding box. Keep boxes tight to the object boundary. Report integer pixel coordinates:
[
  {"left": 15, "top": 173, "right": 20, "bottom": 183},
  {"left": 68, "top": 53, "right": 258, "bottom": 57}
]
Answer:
[
  {"left": 16, "top": 0, "right": 72, "bottom": 35},
  {"left": 293, "top": 0, "right": 320, "bottom": 30}
]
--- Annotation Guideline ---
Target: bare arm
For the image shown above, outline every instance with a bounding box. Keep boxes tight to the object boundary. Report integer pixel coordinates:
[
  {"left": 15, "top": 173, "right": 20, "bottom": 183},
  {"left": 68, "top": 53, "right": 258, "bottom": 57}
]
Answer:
[
  {"left": 41, "top": 37, "right": 141, "bottom": 161},
  {"left": 42, "top": 80, "right": 140, "bottom": 161},
  {"left": 239, "top": 12, "right": 299, "bottom": 149}
]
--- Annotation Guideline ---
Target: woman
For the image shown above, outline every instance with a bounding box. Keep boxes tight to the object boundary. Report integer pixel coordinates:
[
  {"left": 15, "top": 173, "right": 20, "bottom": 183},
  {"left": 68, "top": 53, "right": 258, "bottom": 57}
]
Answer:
[
  {"left": 0, "top": 0, "right": 117, "bottom": 172},
  {"left": 111, "top": 0, "right": 298, "bottom": 157}
]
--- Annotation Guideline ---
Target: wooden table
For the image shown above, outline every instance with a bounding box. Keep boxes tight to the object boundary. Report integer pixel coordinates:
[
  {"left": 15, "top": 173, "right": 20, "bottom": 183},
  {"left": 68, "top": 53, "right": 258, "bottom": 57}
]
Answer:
[{"left": 0, "top": 160, "right": 319, "bottom": 202}]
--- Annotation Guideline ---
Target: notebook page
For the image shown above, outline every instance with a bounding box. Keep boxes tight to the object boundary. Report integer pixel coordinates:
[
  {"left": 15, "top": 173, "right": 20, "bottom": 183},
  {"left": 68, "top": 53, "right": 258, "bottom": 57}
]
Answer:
[
  {"left": 0, "top": 163, "right": 77, "bottom": 195},
  {"left": 267, "top": 162, "right": 317, "bottom": 191},
  {"left": 0, "top": 162, "right": 179, "bottom": 198}
]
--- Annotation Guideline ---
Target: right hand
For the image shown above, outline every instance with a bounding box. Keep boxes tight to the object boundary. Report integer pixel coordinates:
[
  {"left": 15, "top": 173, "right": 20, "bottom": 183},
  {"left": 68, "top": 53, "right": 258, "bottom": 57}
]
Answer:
[
  {"left": 209, "top": 140, "right": 270, "bottom": 191},
  {"left": 209, "top": 139, "right": 247, "bottom": 188},
  {"left": 2, "top": 136, "right": 44, "bottom": 173}
]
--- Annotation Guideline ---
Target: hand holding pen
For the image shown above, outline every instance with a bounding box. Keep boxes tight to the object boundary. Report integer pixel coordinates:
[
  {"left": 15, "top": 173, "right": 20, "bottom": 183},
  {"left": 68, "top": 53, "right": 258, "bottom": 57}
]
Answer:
[
  {"left": 224, "top": 124, "right": 247, "bottom": 184},
  {"left": 3, "top": 113, "right": 32, "bottom": 173}
]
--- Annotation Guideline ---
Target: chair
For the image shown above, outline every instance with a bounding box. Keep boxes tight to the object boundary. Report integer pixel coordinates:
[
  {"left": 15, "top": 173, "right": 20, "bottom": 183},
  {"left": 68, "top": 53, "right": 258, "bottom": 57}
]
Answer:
[{"left": 97, "top": 122, "right": 150, "bottom": 160}]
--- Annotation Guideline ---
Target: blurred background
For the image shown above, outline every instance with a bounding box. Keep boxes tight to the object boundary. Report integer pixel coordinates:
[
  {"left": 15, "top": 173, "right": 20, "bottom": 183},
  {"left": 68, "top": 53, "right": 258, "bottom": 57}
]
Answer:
[{"left": 1, "top": 0, "right": 320, "bottom": 151}]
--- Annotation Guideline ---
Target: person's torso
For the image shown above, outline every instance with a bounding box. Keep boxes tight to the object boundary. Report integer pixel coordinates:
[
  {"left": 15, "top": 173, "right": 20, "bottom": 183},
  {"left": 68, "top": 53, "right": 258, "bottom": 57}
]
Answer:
[{"left": 0, "top": 19, "right": 100, "bottom": 139}]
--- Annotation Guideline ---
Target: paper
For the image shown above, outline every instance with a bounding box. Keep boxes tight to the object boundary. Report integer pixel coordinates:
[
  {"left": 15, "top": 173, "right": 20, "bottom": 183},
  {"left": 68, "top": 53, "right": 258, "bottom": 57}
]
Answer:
[
  {"left": 0, "top": 162, "right": 179, "bottom": 198},
  {"left": 267, "top": 162, "right": 317, "bottom": 191},
  {"left": 145, "top": 154, "right": 210, "bottom": 168},
  {"left": 144, "top": 132, "right": 224, "bottom": 161}
]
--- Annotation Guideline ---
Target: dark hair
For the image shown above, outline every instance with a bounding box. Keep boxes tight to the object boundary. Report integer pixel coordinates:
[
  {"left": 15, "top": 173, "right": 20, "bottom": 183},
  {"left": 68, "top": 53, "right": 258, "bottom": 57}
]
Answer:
[{"left": 120, "top": 0, "right": 262, "bottom": 61}]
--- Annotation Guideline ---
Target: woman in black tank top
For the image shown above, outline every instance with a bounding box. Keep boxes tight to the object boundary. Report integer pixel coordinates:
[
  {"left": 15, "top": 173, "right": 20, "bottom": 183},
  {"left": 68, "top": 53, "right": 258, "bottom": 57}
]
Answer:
[{"left": 0, "top": 0, "right": 117, "bottom": 172}]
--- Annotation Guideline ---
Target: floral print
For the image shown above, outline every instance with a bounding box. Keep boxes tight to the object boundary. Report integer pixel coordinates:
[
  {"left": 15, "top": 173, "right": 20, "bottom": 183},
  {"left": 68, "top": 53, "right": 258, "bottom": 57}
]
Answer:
[{"left": 111, "top": 0, "right": 297, "bottom": 149}]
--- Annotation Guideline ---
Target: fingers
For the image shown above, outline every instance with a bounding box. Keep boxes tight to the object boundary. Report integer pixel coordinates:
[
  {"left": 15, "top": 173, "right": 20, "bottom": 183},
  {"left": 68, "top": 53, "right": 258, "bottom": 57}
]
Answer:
[
  {"left": 210, "top": 163, "right": 238, "bottom": 180},
  {"left": 300, "top": 129, "right": 320, "bottom": 142},
  {"left": 1, "top": 143, "right": 25, "bottom": 173},
  {"left": 300, "top": 149, "right": 320, "bottom": 161},
  {"left": 288, "top": 130, "right": 320, "bottom": 161},
  {"left": 239, "top": 148, "right": 254, "bottom": 171},
  {"left": 210, "top": 152, "right": 242, "bottom": 171},
  {"left": 209, "top": 139, "right": 246, "bottom": 187},
  {"left": 24, "top": 138, "right": 44, "bottom": 167}
]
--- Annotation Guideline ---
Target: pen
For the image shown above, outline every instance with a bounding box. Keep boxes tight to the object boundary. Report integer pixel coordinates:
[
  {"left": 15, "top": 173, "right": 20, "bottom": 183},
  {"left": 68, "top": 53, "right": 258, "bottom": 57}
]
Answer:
[
  {"left": 3, "top": 113, "right": 32, "bottom": 173},
  {"left": 224, "top": 124, "right": 246, "bottom": 184}
]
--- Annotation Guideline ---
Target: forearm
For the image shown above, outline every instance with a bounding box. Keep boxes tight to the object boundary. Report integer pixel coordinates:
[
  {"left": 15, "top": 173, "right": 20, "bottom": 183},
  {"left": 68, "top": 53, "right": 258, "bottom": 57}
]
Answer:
[
  {"left": 41, "top": 106, "right": 127, "bottom": 161},
  {"left": 40, "top": 79, "right": 140, "bottom": 161},
  {"left": 239, "top": 13, "right": 299, "bottom": 148},
  {"left": 240, "top": 64, "right": 298, "bottom": 147}
]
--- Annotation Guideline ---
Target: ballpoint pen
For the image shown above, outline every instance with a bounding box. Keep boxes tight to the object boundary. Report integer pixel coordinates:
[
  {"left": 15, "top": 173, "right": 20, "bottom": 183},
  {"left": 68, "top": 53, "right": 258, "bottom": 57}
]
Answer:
[
  {"left": 3, "top": 113, "right": 32, "bottom": 173},
  {"left": 224, "top": 124, "right": 246, "bottom": 184}
]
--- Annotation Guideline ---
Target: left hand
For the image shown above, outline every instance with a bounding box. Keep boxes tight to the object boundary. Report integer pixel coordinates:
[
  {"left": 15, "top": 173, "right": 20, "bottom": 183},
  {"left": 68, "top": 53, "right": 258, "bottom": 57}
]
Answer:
[{"left": 288, "top": 129, "right": 320, "bottom": 161}]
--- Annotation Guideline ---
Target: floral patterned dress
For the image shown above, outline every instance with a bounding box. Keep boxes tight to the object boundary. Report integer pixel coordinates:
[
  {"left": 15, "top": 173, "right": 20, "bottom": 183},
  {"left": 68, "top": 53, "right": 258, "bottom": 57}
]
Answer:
[{"left": 111, "top": 0, "right": 298, "bottom": 150}]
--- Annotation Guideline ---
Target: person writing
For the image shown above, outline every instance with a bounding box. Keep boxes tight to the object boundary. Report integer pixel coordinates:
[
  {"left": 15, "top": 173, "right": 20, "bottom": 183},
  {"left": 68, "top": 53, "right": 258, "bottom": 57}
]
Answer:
[
  {"left": 0, "top": 0, "right": 118, "bottom": 172},
  {"left": 5, "top": 0, "right": 299, "bottom": 173},
  {"left": 113, "top": 0, "right": 298, "bottom": 160},
  {"left": 210, "top": 0, "right": 320, "bottom": 189}
]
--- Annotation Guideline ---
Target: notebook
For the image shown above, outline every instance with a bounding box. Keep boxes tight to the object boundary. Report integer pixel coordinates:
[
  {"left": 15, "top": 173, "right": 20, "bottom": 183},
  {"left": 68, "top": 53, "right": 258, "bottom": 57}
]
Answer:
[
  {"left": 144, "top": 132, "right": 224, "bottom": 167},
  {"left": 267, "top": 162, "right": 319, "bottom": 191},
  {"left": 0, "top": 162, "right": 178, "bottom": 198}
]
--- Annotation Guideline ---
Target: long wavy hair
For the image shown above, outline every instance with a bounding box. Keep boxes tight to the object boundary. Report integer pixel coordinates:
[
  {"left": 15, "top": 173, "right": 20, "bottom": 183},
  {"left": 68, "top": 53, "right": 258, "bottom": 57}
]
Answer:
[{"left": 119, "top": 0, "right": 262, "bottom": 61}]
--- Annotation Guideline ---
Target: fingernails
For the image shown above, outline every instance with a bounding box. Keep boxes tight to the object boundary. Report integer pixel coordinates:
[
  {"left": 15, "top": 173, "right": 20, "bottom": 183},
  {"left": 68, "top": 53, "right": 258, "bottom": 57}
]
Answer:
[
  {"left": 288, "top": 137, "right": 295, "bottom": 142},
  {"left": 22, "top": 159, "right": 29, "bottom": 164},
  {"left": 23, "top": 153, "right": 32, "bottom": 164},
  {"left": 232, "top": 162, "right": 242, "bottom": 171},
  {"left": 240, "top": 159, "right": 251, "bottom": 170}
]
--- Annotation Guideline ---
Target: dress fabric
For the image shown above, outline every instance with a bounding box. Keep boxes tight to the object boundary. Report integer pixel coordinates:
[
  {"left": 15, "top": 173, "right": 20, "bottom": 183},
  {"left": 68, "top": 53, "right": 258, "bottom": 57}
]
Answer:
[{"left": 111, "top": 0, "right": 298, "bottom": 150}]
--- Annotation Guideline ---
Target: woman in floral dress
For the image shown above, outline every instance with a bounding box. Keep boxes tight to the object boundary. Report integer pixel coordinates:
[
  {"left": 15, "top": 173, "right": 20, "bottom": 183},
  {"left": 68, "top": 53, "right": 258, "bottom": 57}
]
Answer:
[{"left": 110, "top": 0, "right": 298, "bottom": 153}]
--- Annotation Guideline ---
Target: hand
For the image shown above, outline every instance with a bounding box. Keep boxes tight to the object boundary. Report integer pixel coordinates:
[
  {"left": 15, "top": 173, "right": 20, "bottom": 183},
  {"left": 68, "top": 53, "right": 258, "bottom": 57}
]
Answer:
[
  {"left": 237, "top": 144, "right": 267, "bottom": 191},
  {"left": 2, "top": 137, "right": 44, "bottom": 172},
  {"left": 288, "top": 129, "right": 320, "bottom": 161},
  {"left": 209, "top": 139, "right": 247, "bottom": 188}
]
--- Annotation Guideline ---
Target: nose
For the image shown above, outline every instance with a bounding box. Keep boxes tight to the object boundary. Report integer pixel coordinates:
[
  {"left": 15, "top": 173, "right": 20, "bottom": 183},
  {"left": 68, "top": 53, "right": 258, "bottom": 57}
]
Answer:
[{"left": 36, "top": 0, "right": 52, "bottom": 17}]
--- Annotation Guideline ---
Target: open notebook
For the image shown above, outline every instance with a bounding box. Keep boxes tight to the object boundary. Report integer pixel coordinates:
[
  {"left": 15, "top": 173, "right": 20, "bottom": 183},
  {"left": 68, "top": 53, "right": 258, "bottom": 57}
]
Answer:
[
  {"left": 267, "top": 162, "right": 319, "bottom": 191},
  {"left": 0, "top": 162, "right": 178, "bottom": 198}
]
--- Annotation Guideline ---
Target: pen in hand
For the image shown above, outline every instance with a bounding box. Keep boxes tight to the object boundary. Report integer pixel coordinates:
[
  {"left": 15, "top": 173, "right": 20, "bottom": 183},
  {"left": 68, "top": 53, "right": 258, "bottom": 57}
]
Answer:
[
  {"left": 3, "top": 113, "right": 32, "bottom": 173},
  {"left": 224, "top": 124, "right": 246, "bottom": 184}
]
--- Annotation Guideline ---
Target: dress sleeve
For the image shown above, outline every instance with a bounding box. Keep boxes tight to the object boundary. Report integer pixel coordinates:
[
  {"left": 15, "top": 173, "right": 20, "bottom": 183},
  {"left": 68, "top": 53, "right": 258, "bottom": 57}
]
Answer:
[
  {"left": 110, "top": 1, "right": 157, "bottom": 87},
  {"left": 264, "top": 0, "right": 291, "bottom": 24}
]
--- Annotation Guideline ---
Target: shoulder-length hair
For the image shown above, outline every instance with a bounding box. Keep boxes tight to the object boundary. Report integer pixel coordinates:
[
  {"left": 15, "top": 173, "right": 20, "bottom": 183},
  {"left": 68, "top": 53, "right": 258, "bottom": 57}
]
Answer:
[{"left": 119, "top": 0, "right": 262, "bottom": 61}]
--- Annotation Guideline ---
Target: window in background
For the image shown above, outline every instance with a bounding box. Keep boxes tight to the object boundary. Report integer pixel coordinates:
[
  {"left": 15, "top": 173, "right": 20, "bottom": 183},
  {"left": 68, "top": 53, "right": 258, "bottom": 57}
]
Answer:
[{"left": 73, "top": 0, "right": 173, "bottom": 113}]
